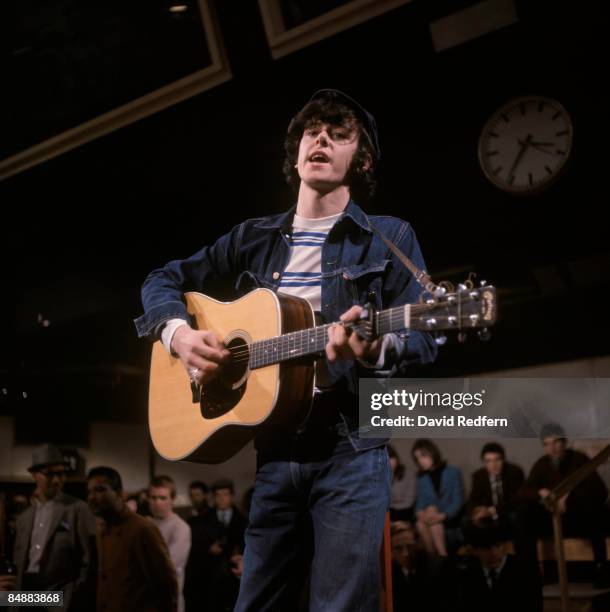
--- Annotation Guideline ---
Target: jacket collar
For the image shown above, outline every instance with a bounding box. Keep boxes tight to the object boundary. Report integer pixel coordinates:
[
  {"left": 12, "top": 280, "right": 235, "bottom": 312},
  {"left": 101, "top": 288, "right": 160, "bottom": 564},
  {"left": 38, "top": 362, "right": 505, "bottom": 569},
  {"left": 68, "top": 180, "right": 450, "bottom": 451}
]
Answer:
[{"left": 253, "top": 200, "right": 372, "bottom": 233}]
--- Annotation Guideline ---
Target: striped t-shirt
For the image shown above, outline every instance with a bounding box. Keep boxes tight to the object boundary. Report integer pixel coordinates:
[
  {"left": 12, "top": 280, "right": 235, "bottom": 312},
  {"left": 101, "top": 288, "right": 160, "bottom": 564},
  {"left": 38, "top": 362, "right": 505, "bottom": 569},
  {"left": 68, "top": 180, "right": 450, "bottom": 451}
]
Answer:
[
  {"left": 162, "top": 210, "right": 396, "bottom": 374},
  {"left": 277, "top": 211, "right": 394, "bottom": 385},
  {"left": 278, "top": 212, "right": 341, "bottom": 388},
  {"left": 278, "top": 212, "right": 342, "bottom": 311}
]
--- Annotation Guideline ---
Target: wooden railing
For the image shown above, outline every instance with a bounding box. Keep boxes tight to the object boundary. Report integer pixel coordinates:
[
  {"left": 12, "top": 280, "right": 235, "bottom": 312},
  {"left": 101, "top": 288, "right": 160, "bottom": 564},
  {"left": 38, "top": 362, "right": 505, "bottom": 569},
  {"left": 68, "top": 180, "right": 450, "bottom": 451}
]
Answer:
[{"left": 542, "top": 444, "right": 610, "bottom": 612}]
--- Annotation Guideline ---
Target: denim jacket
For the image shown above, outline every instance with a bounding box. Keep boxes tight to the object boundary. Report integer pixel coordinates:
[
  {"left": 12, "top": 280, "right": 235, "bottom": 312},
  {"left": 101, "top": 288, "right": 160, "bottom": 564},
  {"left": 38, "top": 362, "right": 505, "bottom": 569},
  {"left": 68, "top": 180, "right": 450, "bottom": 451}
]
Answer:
[
  {"left": 415, "top": 464, "right": 465, "bottom": 520},
  {"left": 134, "top": 200, "right": 437, "bottom": 450}
]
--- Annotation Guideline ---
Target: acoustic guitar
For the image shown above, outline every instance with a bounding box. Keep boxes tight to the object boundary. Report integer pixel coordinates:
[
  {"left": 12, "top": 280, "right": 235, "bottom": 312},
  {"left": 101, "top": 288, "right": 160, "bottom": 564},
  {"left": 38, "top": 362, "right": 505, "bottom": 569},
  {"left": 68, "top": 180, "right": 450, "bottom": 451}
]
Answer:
[{"left": 148, "top": 284, "right": 497, "bottom": 463}]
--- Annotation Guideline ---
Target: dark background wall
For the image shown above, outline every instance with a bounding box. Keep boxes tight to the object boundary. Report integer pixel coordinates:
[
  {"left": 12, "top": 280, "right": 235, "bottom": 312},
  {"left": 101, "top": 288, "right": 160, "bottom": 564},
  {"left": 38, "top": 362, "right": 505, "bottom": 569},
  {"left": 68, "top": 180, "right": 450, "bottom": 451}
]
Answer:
[{"left": 1, "top": 0, "right": 608, "bottom": 444}]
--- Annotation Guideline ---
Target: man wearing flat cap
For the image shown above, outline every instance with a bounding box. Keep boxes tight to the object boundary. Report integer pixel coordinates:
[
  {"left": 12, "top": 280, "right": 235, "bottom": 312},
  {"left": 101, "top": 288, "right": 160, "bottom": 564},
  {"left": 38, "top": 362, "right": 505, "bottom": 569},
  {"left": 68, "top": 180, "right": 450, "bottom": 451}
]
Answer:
[
  {"left": 520, "top": 424, "right": 609, "bottom": 587},
  {"left": 12, "top": 444, "right": 96, "bottom": 611},
  {"left": 135, "top": 90, "right": 437, "bottom": 609}
]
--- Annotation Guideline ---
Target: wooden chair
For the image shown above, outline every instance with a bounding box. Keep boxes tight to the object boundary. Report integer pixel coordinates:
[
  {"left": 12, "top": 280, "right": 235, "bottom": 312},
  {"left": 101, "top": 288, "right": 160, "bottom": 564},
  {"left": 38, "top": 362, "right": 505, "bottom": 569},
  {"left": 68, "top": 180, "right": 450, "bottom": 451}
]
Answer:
[{"left": 380, "top": 512, "right": 393, "bottom": 612}]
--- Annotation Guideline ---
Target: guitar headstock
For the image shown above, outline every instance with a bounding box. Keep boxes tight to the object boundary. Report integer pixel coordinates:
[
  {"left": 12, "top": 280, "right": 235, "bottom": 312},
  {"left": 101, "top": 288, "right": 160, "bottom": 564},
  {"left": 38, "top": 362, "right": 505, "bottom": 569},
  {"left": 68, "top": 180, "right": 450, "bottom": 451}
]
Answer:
[{"left": 410, "top": 282, "right": 497, "bottom": 337}]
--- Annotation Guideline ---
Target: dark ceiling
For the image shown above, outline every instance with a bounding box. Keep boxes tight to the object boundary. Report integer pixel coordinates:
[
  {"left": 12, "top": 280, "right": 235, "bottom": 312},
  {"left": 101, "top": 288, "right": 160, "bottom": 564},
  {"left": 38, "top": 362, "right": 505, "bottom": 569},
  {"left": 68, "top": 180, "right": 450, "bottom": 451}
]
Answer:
[{"left": 1, "top": 0, "right": 608, "bottom": 445}]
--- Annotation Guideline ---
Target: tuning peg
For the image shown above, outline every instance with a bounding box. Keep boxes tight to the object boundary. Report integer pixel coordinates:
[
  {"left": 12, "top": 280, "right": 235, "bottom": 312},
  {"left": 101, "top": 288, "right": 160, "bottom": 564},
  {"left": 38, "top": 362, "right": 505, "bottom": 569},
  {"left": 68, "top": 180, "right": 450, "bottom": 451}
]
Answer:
[
  {"left": 434, "top": 333, "right": 447, "bottom": 346},
  {"left": 477, "top": 328, "right": 491, "bottom": 342},
  {"left": 457, "top": 331, "right": 468, "bottom": 343}
]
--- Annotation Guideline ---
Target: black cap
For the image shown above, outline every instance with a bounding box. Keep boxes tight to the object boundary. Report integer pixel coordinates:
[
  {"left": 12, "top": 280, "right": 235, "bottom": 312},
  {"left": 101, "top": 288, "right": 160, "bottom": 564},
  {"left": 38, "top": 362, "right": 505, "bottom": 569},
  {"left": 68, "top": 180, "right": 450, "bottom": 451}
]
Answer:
[{"left": 308, "top": 89, "right": 381, "bottom": 162}]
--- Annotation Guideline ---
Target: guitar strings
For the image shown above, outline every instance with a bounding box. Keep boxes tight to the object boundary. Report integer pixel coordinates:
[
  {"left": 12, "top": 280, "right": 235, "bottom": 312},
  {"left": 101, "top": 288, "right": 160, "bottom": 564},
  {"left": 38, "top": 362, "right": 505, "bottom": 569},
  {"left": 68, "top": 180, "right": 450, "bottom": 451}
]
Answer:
[
  {"left": 226, "top": 305, "right": 447, "bottom": 356},
  {"left": 225, "top": 314, "right": 439, "bottom": 366},
  {"left": 222, "top": 297, "right": 475, "bottom": 364}
]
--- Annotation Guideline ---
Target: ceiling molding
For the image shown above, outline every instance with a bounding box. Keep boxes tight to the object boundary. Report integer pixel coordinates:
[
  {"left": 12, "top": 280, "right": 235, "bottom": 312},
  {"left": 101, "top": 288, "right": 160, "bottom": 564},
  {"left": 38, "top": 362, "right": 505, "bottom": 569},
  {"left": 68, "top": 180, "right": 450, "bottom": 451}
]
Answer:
[
  {"left": 0, "top": 0, "right": 232, "bottom": 182},
  {"left": 258, "top": 0, "right": 412, "bottom": 59}
]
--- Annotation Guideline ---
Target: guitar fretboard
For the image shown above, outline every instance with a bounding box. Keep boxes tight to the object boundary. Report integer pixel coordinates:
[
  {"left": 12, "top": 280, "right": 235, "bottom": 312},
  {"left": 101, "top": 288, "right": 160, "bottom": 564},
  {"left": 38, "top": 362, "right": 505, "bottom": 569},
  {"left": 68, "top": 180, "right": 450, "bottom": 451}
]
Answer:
[{"left": 247, "top": 304, "right": 411, "bottom": 369}]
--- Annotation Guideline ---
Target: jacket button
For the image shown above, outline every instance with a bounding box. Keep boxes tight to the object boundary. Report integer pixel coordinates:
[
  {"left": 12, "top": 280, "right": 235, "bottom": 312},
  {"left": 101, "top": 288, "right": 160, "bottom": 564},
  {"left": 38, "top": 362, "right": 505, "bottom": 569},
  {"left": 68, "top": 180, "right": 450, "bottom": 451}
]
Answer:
[{"left": 272, "top": 272, "right": 280, "bottom": 280}]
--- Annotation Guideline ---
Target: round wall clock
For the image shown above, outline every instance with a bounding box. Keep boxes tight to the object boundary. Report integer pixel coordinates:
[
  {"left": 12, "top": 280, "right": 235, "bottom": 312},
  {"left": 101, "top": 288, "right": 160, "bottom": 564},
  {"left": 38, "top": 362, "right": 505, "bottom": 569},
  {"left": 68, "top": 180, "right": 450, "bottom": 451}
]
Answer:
[{"left": 478, "top": 96, "right": 573, "bottom": 194}]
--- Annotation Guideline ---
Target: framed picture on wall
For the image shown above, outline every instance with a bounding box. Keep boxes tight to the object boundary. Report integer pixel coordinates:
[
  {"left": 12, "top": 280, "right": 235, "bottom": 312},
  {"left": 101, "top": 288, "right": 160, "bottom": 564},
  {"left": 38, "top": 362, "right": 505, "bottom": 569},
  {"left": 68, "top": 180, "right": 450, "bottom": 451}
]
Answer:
[
  {"left": 1, "top": 0, "right": 232, "bottom": 180},
  {"left": 258, "top": 0, "right": 413, "bottom": 59}
]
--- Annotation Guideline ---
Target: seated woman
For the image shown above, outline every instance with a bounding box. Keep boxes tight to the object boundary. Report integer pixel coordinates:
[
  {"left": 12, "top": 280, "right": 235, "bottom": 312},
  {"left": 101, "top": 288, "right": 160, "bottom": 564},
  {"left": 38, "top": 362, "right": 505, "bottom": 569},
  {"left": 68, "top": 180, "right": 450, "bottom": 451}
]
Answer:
[
  {"left": 412, "top": 439, "right": 464, "bottom": 558},
  {"left": 388, "top": 444, "right": 416, "bottom": 523}
]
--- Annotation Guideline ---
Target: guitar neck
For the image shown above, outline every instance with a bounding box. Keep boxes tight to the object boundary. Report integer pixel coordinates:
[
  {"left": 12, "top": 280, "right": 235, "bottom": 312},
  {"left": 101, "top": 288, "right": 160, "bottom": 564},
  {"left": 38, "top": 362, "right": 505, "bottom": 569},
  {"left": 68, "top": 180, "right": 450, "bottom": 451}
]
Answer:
[
  {"left": 246, "top": 284, "right": 497, "bottom": 369},
  {"left": 248, "top": 304, "right": 410, "bottom": 369}
]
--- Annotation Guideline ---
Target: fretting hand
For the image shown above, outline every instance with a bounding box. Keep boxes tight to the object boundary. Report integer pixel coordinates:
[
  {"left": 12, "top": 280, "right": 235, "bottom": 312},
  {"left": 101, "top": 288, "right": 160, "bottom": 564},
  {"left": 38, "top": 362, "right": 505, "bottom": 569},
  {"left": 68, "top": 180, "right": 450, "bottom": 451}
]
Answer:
[{"left": 326, "top": 305, "right": 382, "bottom": 363}]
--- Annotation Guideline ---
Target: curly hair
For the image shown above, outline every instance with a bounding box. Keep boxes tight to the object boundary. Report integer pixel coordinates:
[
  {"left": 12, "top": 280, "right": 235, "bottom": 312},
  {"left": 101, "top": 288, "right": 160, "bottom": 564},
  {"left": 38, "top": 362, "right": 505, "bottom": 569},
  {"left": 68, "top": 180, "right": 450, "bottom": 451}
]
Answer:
[{"left": 283, "top": 97, "right": 377, "bottom": 200}]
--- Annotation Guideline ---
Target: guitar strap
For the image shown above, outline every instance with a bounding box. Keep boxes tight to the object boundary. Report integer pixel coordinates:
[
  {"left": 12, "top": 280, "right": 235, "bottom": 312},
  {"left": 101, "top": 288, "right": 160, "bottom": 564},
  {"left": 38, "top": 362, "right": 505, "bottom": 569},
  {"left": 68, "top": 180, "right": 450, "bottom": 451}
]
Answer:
[{"left": 370, "top": 227, "right": 437, "bottom": 293}]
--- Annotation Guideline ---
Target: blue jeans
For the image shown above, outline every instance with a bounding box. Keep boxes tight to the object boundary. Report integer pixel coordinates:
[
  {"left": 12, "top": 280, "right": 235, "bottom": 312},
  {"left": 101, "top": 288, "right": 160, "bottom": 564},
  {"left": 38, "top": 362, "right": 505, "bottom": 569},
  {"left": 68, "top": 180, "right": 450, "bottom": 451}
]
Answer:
[{"left": 235, "top": 431, "right": 391, "bottom": 611}]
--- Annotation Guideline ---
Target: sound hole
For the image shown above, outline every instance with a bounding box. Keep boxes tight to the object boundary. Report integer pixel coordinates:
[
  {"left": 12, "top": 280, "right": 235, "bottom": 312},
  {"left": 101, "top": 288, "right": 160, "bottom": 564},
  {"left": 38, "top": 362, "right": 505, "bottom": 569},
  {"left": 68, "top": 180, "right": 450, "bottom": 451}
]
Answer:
[{"left": 200, "top": 336, "right": 249, "bottom": 419}]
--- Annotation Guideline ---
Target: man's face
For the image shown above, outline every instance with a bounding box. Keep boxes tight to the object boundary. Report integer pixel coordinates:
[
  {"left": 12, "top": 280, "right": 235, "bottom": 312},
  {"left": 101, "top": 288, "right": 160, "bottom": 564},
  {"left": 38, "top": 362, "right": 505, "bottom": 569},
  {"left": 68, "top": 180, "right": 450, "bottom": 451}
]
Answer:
[
  {"left": 391, "top": 528, "right": 417, "bottom": 569},
  {"left": 11, "top": 494, "right": 29, "bottom": 515},
  {"left": 213, "top": 488, "right": 233, "bottom": 511},
  {"left": 474, "top": 542, "right": 508, "bottom": 570},
  {"left": 87, "top": 476, "right": 120, "bottom": 517},
  {"left": 542, "top": 436, "right": 567, "bottom": 461},
  {"left": 149, "top": 486, "right": 173, "bottom": 519},
  {"left": 296, "top": 120, "right": 363, "bottom": 192},
  {"left": 32, "top": 463, "right": 68, "bottom": 500},
  {"left": 190, "top": 487, "right": 208, "bottom": 511},
  {"left": 482, "top": 452, "right": 504, "bottom": 477}
]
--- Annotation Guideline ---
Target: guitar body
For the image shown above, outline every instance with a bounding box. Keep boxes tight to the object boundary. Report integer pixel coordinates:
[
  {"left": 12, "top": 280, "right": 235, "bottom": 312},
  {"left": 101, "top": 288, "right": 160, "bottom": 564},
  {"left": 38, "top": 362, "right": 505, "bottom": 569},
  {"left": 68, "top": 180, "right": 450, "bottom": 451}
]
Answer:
[
  {"left": 148, "top": 282, "right": 497, "bottom": 464},
  {"left": 149, "top": 289, "right": 316, "bottom": 463}
]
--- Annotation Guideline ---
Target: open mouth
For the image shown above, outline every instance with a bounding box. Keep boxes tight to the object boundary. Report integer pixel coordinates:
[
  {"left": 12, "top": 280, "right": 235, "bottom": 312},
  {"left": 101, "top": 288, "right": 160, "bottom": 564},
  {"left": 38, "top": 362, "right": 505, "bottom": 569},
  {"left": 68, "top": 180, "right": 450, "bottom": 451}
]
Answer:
[{"left": 308, "top": 152, "right": 330, "bottom": 164}]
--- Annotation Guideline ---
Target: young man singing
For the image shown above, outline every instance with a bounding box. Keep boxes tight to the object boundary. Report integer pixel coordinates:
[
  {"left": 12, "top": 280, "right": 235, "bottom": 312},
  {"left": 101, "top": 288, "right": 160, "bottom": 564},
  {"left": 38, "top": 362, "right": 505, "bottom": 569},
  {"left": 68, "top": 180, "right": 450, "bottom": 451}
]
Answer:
[{"left": 135, "top": 89, "right": 437, "bottom": 610}]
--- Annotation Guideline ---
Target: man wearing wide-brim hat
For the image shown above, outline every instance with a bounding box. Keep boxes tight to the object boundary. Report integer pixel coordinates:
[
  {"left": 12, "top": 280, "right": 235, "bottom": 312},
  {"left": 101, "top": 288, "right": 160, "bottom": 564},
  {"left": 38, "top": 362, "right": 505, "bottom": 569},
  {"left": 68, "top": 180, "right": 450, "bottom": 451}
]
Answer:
[{"left": 11, "top": 444, "right": 96, "bottom": 611}]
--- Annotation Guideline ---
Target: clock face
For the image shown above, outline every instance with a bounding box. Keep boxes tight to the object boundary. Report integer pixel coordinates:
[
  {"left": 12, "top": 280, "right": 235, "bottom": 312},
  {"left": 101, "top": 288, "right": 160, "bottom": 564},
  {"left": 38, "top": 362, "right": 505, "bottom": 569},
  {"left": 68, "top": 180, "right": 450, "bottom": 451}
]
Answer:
[{"left": 478, "top": 96, "right": 573, "bottom": 194}]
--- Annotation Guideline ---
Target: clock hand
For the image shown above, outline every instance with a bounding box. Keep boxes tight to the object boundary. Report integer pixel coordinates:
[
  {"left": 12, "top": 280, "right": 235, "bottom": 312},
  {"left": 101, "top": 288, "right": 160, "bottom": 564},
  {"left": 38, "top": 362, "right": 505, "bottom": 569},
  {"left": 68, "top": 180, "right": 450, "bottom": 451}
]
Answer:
[
  {"left": 520, "top": 140, "right": 555, "bottom": 147},
  {"left": 519, "top": 139, "right": 562, "bottom": 156},
  {"left": 507, "top": 134, "right": 532, "bottom": 181},
  {"left": 531, "top": 144, "right": 562, "bottom": 156}
]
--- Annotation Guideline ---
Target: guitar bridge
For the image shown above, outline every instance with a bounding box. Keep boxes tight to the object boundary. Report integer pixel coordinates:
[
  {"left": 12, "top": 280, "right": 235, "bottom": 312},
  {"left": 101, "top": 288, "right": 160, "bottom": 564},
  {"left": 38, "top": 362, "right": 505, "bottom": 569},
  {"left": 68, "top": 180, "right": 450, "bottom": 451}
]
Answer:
[{"left": 191, "top": 381, "right": 201, "bottom": 404}]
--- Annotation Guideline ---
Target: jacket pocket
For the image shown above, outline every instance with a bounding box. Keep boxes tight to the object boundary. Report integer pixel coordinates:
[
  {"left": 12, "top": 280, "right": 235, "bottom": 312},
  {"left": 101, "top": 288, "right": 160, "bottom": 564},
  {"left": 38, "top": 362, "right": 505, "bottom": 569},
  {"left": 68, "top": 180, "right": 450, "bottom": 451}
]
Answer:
[{"left": 341, "top": 259, "right": 390, "bottom": 308}]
